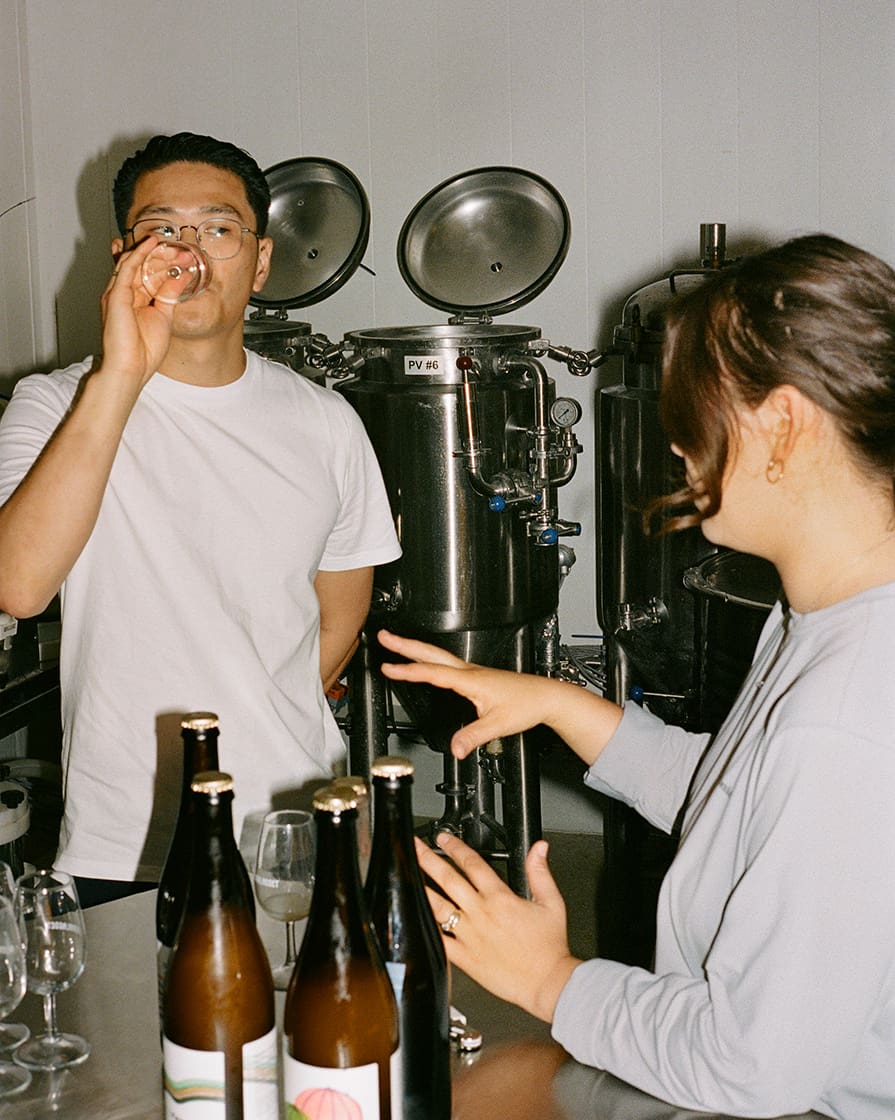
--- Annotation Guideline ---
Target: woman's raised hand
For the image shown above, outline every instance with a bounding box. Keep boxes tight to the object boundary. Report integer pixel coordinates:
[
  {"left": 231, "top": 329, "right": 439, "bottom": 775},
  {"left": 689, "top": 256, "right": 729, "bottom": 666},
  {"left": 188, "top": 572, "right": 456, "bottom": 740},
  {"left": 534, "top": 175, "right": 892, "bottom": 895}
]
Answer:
[
  {"left": 377, "top": 629, "right": 559, "bottom": 759},
  {"left": 377, "top": 629, "right": 623, "bottom": 768}
]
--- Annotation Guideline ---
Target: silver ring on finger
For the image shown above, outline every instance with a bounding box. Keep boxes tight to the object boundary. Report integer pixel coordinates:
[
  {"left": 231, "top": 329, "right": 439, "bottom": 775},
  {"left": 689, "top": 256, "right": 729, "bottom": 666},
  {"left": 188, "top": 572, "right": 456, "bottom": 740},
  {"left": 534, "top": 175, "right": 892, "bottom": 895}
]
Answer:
[{"left": 441, "top": 907, "right": 462, "bottom": 935}]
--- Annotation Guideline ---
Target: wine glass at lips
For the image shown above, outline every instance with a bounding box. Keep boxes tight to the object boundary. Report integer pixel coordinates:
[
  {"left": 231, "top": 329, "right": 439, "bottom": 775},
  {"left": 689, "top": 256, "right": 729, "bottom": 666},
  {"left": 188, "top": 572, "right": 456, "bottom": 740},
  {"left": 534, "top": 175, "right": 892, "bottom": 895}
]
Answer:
[
  {"left": 13, "top": 869, "right": 91, "bottom": 1070},
  {"left": 0, "top": 897, "right": 30, "bottom": 1095},
  {"left": 141, "top": 241, "right": 210, "bottom": 304},
  {"left": 0, "top": 862, "right": 29, "bottom": 1054},
  {"left": 253, "top": 810, "right": 315, "bottom": 990}
]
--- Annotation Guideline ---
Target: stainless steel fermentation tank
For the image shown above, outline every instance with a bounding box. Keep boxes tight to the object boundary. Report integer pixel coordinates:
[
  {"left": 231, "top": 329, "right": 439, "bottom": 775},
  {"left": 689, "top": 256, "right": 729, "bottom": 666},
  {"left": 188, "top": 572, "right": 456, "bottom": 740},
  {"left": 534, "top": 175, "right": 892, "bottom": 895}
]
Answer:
[
  {"left": 596, "top": 224, "right": 732, "bottom": 730},
  {"left": 593, "top": 225, "right": 779, "bottom": 963},
  {"left": 329, "top": 168, "right": 592, "bottom": 893}
]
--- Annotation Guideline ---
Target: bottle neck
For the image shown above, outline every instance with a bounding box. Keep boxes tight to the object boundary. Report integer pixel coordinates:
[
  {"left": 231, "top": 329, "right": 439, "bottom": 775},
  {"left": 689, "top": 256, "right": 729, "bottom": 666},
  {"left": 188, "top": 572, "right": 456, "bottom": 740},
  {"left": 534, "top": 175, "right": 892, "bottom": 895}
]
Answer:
[
  {"left": 307, "top": 808, "right": 367, "bottom": 939},
  {"left": 371, "top": 777, "right": 416, "bottom": 855},
  {"left": 181, "top": 730, "right": 220, "bottom": 795},
  {"left": 188, "top": 791, "right": 244, "bottom": 911}
]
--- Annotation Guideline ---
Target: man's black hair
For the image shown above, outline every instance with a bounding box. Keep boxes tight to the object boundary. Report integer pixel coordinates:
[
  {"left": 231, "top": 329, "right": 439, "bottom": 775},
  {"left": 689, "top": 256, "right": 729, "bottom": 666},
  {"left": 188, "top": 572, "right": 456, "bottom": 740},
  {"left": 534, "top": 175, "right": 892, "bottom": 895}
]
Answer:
[{"left": 112, "top": 132, "right": 271, "bottom": 236}]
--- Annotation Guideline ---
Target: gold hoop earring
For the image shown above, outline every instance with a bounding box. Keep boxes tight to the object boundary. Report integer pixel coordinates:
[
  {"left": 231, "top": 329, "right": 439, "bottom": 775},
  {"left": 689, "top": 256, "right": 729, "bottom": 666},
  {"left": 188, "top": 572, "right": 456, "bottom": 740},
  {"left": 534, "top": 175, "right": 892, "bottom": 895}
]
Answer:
[{"left": 766, "top": 458, "right": 784, "bottom": 484}]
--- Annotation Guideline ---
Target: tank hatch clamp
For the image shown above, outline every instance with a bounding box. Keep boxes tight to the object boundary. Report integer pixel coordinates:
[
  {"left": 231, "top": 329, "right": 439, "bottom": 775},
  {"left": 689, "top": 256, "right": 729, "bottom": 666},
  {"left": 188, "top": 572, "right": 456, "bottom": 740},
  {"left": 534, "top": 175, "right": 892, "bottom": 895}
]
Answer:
[
  {"left": 447, "top": 311, "right": 494, "bottom": 326},
  {"left": 526, "top": 339, "right": 609, "bottom": 378},
  {"left": 306, "top": 333, "right": 363, "bottom": 378}
]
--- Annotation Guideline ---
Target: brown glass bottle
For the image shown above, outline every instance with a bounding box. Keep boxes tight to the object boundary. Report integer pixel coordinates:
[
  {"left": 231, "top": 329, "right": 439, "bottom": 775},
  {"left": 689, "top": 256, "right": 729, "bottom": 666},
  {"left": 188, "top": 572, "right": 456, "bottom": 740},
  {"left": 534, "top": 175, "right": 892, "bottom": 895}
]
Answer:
[
  {"left": 283, "top": 786, "right": 399, "bottom": 1119},
  {"left": 366, "top": 757, "right": 451, "bottom": 1120},
  {"left": 163, "top": 772, "right": 276, "bottom": 1120},
  {"left": 156, "top": 713, "right": 254, "bottom": 1018}
]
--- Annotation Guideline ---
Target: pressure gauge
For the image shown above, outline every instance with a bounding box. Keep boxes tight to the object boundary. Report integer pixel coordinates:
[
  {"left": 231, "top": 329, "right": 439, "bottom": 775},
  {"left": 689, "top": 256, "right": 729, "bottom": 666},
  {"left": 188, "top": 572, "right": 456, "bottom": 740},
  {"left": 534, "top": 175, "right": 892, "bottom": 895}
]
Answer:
[{"left": 550, "top": 397, "right": 582, "bottom": 428}]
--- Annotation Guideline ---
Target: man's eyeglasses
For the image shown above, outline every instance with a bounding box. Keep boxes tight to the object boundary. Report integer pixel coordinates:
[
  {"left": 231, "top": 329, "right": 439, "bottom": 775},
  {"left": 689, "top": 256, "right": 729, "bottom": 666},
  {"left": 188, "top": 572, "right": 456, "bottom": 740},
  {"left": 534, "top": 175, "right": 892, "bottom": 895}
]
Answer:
[{"left": 124, "top": 218, "right": 259, "bottom": 261}]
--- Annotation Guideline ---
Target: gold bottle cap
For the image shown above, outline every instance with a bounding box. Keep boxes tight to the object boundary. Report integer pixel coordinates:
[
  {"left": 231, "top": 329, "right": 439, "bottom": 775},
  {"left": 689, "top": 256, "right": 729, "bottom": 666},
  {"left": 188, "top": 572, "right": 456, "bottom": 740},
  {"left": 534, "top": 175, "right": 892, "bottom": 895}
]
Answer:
[
  {"left": 181, "top": 712, "right": 220, "bottom": 732},
  {"left": 191, "top": 770, "right": 233, "bottom": 795},
  {"left": 332, "top": 775, "right": 369, "bottom": 799},
  {"left": 370, "top": 756, "right": 414, "bottom": 779},
  {"left": 313, "top": 785, "right": 359, "bottom": 813}
]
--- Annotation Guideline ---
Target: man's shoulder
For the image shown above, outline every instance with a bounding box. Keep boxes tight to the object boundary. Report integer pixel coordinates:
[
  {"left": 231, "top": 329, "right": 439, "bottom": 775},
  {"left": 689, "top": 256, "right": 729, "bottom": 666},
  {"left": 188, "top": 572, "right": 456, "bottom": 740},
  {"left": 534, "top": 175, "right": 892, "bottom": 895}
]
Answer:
[
  {"left": 251, "top": 352, "right": 331, "bottom": 393},
  {"left": 249, "top": 352, "right": 356, "bottom": 417},
  {"left": 7, "top": 357, "right": 93, "bottom": 409}
]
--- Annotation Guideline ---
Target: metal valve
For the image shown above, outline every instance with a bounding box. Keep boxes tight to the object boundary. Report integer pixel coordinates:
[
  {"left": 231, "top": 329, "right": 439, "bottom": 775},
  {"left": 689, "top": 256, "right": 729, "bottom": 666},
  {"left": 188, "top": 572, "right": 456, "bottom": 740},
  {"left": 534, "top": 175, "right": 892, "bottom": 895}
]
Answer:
[{"left": 616, "top": 597, "right": 669, "bottom": 632}]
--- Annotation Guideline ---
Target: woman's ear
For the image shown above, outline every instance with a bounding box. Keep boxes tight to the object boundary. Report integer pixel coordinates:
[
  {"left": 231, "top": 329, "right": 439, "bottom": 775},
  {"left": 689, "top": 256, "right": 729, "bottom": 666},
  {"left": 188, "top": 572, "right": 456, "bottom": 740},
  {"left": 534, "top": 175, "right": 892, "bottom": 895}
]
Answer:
[{"left": 762, "top": 384, "right": 820, "bottom": 462}]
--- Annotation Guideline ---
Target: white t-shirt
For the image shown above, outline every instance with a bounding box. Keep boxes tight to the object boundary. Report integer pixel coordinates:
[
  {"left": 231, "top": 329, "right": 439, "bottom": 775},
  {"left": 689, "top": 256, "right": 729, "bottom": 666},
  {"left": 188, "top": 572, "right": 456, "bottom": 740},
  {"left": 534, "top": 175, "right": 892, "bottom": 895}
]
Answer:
[{"left": 0, "top": 352, "right": 401, "bottom": 881}]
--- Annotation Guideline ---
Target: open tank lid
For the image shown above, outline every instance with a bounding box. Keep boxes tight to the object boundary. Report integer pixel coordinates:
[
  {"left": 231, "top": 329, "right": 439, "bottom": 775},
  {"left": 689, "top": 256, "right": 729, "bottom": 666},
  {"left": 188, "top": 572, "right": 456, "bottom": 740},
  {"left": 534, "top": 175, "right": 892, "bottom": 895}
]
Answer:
[
  {"left": 398, "top": 166, "right": 570, "bottom": 317},
  {"left": 249, "top": 156, "right": 371, "bottom": 312}
]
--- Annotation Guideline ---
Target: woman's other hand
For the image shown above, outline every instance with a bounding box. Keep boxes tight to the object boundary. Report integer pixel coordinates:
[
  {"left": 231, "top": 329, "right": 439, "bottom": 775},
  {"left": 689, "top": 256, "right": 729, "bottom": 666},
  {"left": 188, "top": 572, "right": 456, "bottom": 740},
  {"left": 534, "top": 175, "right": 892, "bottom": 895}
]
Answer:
[{"left": 415, "top": 831, "right": 581, "bottom": 1023}]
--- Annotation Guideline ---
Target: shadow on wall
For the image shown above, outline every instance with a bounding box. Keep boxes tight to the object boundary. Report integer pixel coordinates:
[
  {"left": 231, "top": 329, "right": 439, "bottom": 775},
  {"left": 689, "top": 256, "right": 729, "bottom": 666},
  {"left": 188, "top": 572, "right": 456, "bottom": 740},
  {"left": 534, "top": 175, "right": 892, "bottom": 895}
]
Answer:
[{"left": 53, "top": 133, "right": 156, "bottom": 371}]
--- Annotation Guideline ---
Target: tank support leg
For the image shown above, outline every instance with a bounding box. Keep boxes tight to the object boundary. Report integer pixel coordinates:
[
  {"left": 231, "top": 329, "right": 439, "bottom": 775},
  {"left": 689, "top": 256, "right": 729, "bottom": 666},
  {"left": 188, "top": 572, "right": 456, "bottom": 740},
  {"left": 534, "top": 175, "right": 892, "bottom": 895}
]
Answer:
[
  {"left": 346, "top": 631, "right": 389, "bottom": 777},
  {"left": 500, "top": 732, "right": 541, "bottom": 897}
]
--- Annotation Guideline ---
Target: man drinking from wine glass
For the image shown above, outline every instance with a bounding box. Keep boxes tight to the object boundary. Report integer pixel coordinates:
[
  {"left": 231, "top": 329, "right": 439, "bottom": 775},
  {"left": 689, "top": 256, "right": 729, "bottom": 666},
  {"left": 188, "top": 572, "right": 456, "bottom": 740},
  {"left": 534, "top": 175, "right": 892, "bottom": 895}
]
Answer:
[{"left": 0, "top": 132, "right": 400, "bottom": 908}]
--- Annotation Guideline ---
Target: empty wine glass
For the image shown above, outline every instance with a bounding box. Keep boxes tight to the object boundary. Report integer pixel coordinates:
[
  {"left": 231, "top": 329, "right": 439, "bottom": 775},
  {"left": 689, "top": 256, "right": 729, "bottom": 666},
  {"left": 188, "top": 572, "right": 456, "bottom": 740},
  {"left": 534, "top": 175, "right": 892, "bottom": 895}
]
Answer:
[
  {"left": 0, "top": 863, "right": 28, "bottom": 1053},
  {"left": 141, "top": 240, "right": 210, "bottom": 303},
  {"left": 14, "top": 869, "right": 90, "bottom": 1070},
  {"left": 0, "top": 898, "right": 30, "bottom": 1095},
  {"left": 253, "top": 810, "right": 315, "bottom": 989}
]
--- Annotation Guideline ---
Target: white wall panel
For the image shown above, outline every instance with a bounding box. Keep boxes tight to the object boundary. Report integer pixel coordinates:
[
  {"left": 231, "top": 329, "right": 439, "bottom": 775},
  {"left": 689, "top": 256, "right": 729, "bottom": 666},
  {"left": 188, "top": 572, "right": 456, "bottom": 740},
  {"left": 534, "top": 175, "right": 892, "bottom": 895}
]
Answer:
[
  {"left": 659, "top": 0, "right": 740, "bottom": 263},
  {"left": 584, "top": 1, "right": 664, "bottom": 344},
  {"left": 224, "top": 0, "right": 304, "bottom": 167},
  {"left": 736, "top": 0, "right": 821, "bottom": 246},
  {"left": 0, "top": 0, "right": 38, "bottom": 387},
  {"left": 504, "top": 1, "right": 595, "bottom": 638},
  {"left": 818, "top": 1, "right": 895, "bottom": 253},
  {"left": 364, "top": 0, "right": 443, "bottom": 326},
  {"left": 508, "top": 0, "right": 588, "bottom": 346},
  {"left": 231, "top": 0, "right": 376, "bottom": 343},
  {"left": 432, "top": 0, "right": 513, "bottom": 174},
  {"left": 0, "top": 0, "right": 28, "bottom": 215}
]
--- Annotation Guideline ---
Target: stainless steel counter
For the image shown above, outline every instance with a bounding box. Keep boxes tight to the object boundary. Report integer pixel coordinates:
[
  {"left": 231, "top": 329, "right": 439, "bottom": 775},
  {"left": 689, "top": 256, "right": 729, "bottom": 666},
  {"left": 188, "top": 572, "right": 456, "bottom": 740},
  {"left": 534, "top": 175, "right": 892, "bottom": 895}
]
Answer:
[{"left": 0, "top": 889, "right": 823, "bottom": 1120}]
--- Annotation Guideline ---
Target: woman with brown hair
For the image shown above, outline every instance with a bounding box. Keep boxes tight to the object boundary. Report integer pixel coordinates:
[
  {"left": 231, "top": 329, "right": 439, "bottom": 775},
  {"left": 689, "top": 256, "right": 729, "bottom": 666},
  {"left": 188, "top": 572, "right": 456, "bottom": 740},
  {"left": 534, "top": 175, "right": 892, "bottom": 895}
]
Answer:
[{"left": 379, "top": 234, "right": 895, "bottom": 1119}]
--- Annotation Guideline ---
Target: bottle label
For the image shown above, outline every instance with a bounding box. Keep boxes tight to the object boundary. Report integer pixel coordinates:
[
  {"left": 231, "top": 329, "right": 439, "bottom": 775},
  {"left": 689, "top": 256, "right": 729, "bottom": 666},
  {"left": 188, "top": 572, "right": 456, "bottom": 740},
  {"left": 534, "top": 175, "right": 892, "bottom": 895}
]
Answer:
[
  {"left": 390, "top": 1045, "right": 404, "bottom": 1120},
  {"left": 163, "top": 1028, "right": 278, "bottom": 1118},
  {"left": 382, "top": 966, "right": 405, "bottom": 1120},
  {"left": 283, "top": 1054, "right": 382, "bottom": 1120}
]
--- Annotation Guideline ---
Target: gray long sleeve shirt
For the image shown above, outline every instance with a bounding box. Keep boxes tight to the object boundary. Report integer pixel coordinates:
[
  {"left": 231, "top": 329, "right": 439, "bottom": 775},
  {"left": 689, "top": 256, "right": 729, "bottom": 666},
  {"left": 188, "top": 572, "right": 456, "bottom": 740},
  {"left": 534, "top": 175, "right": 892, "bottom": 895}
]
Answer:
[{"left": 552, "top": 583, "right": 895, "bottom": 1119}]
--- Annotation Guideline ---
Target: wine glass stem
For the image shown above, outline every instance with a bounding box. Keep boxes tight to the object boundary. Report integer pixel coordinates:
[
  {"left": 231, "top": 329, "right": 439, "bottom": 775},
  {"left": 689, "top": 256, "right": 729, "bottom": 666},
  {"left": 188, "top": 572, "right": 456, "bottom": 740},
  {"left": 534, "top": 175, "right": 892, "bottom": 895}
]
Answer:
[
  {"left": 42, "top": 992, "right": 59, "bottom": 1042},
  {"left": 284, "top": 919, "right": 297, "bottom": 969}
]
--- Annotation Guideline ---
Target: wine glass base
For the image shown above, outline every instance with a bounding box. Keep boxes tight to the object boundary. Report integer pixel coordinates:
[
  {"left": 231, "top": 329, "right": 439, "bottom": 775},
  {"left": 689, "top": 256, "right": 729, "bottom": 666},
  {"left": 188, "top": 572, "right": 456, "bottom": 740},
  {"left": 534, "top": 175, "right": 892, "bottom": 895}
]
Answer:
[
  {"left": 0, "top": 1021, "right": 29, "bottom": 1052},
  {"left": 271, "top": 962, "right": 296, "bottom": 991},
  {"left": 14, "top": 1031, "right": 91, "bottom": 1071},
  {"left": 0, "top": 1060, "right": 32, "bottom": 1096}
]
